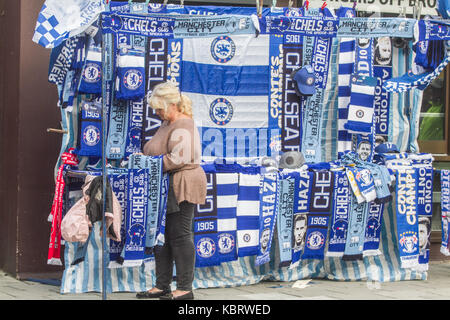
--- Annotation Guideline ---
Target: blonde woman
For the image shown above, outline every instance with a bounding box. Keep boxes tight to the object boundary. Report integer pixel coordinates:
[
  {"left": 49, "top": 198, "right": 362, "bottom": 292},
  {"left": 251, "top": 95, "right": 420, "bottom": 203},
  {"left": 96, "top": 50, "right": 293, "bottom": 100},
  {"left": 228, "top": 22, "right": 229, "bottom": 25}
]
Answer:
[{"left": 136, "top": 81, "right": 207, "bottom": 300}]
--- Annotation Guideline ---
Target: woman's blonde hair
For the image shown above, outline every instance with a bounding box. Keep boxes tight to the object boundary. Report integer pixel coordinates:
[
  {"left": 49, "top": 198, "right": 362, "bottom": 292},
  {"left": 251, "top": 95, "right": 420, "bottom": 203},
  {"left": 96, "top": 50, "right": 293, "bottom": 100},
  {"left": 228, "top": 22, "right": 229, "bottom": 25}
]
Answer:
[{"left": 147, "top": 81, "right": 193, "bottom": 118}]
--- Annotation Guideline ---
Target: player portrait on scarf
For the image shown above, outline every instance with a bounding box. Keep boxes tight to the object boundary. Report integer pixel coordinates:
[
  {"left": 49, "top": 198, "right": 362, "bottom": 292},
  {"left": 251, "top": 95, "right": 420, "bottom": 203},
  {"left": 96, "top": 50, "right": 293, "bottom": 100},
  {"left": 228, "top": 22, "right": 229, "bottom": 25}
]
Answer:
[
  {"left": 292, "top": 214, "right": 307, "bottom": 252},
  {"left": 136, "top": 81, "right": 207, "bottom": 300}
]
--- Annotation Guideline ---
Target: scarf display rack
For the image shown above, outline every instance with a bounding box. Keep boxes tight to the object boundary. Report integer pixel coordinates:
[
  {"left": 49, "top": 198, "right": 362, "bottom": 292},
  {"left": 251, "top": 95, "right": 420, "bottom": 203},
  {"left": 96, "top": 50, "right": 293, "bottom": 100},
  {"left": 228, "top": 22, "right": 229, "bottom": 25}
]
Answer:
[{"left": 37, "top": 1, "right": 450, "bottom": 299}]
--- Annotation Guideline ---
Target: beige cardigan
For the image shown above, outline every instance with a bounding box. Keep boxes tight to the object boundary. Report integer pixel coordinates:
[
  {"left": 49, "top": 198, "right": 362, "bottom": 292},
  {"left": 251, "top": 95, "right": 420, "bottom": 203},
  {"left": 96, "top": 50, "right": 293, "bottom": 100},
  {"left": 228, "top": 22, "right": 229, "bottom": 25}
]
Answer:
[{"left": 143, "top": 118, "right": 207, "bottom": 205}]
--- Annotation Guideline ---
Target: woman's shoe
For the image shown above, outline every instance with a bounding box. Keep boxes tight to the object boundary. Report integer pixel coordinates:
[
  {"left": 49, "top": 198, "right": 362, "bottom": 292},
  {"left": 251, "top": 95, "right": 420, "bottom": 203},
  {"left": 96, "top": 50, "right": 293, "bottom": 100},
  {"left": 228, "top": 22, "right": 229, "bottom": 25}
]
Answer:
[
  {"left": 159, "top": 291, "right": 194, "bottom": 300},
  {"left": 136, "top": 289, "right": 170, "bottom": 299}
]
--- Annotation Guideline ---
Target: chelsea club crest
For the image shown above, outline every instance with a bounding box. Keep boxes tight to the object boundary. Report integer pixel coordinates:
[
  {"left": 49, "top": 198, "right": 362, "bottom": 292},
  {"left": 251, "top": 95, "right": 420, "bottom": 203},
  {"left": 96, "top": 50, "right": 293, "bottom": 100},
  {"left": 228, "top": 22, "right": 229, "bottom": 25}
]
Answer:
[
  {"left": 209, "top": 98, "right": 233, "bottom": 125},
  {"left": 306, "top": 231, "right": 325, "bottom": 250},
  {"left": 211, "top": 36, "right": 236, "bottom": 63},
  {"left": 83, "top": 125, "right": 100, "bottom": 147},
  {"left": 196, "top": 237, "right": 216, "bottom": 258},
  {"left": 83, "top": 63, "right": 101, "bottom": 83},
  {"left": 123, "top": 69, "right": 143, "bottom": 90},
  {"left": 218, "top": 233, "right": 235, "bottom": 254}
]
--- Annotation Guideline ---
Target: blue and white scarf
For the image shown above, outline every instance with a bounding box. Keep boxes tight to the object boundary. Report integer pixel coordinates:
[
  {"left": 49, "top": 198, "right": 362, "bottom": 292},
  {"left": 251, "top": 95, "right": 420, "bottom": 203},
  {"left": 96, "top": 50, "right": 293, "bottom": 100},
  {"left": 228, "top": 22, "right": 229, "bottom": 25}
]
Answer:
[
  {"left": 277, "top": 176, "right": 295, "bottom": 267},
  {"left": 256, "top": 172, "right": 280, "bottom": 266},
  {"left": 290, "top": 170, "right": 312, "bottom": 268},
  {"left": 440, "top": 170, "right": 450, "bottom": 256},
  {"left": 216, "top": 173, "right": 239, "bottom": 263},
  {"left": 48, "top": 36, "right": 79, "bottom": 86},
  {"left": 115, "top": 48, "right": 146, "bottom": 101},
  {"left": 383, "top": 55, "right": 450, "bottom": 93},
  {"left": 395, "top": 167, "right": 420, "bottom": 268},
  {"left": 302, "top": 170, "right": 334, "bottom": 260},
  {"left": 122, "top": 168, "right": 150, "bottom": 267},
  {"left": 301, "top": 9, "right": 333, "bottom": 163},
  {"left": 344, "top": 75, "right": 378, "bottom": 135},
  {"left": 78, "top": 38, "right": 102, "bottom": 94},
  {"left": 77, "top": 99, "right": 102, "bottom": 157},
  {"left": 281, "top": 33, "right": 302, "bottom": 153},
  {"left": 106, "top": 101, "right": 129, "bottom": 160},
  {"left": 363, "top": 201, "right": 384, "bottom": 257},
  {"left": 343, "top": 193, "right": 369, "bottom": 261},
  {"left": 127, "top": 154, "right": 164, "bottom": 250},
  {"left": 141, "top": 37, "right": 167, "bottom": 146},
  {"left": 336, "top": 7, "right": 356, "bottom": 159},
  {"left": 327, "top": 170, "right": 350, "bottom": 257},
  {"left": 373, "top": 36, "right": 392, "bottom": 139},
  {"left": 124, "top": 100, "right": 144, "bottom": 160},
  {"left": 236, "top": 173, "right": 261, "bottom": 257},
  {"left": 416, "top": 165, "right": 433, "bottom": 217},
  {"left": 194, "top": 172, "right": 220, "bottom": 267},
  {"left": 108, "top": 170, "right": 128, "bottom": 268}
]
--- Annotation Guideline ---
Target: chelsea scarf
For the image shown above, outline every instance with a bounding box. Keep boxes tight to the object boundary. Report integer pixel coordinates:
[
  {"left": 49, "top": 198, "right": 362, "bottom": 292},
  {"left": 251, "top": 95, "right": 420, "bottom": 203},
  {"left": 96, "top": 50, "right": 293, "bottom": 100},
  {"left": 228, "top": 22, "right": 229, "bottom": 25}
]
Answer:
[
  {"left": 301, "top": 170, "right": 334, "bottom": 260},
  {"left": 115, "top": 48, "right": 146, "bottom": 101},
  {"left": 256, "top": 171, "right": 280, "bottom": 266},
  {"left": 237, "top": 173, "right": 262, "bottom": 257},
  {"left": 124, "top": 100, "right": 144, "bottom": 160},
  {"left": 122, "top": 168, "right": 150, "bottom": 267},
  {"left": 106, "top": 101, "right": 129, "bottom": 160},
  {"left": 440, "top": 170, "right": 450, "bottom": 256},
  {"left": 290, "top": 170, "right": 312, "bottom": 269},
  {"left": 277, "top": 176, "right": 295, "bottom": 267},
  {"left": 216, "top": 173, "right": 239, "bottom": 264},
  {"left": 78, "top": 38, "right": 102, "bottom": 94},
  {"left": 194, "top": 172, "right": 220, "bottom": 267},
  {"left": 363, "top": 201, "right": 384, "bottom": 257},
  {"left": 77, "top": 99, "right": 102, "bottom": 157},
  {"left": 396, "top": 167, "right": 420, "bottom": 268},
  {"left": 108, "top": 169, "right": 128, "bottom": 268},
  {"left": 336, "top": 7, "right": 356, "bottom": 158},
  {"left": 327, "top": 170, "right": 350, "bottom": 257},
  {"left": 128, "top": 154, "right": 164, "bottom": 250}
]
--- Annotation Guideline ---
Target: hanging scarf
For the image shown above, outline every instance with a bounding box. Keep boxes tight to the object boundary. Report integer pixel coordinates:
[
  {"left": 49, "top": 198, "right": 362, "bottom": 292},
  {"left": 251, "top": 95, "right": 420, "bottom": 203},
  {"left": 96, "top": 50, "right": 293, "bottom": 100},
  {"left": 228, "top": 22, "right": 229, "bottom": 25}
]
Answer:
[
  {"left": 194, "top": 172, "right": 220, "bottom": 267},
  {"left": 345, "top": 167, "right": 365, "bottom": 203},
  {"left": 396, "top": 167, "right": 420, "bottom": 268},
  {"left": 108, "top": 170, "right": 128, "bottom": 268},
  {"left": 78, "top": 38, "right": 102, "bottom": 94},
  {"left": 363, "top": 201, "right": 384, "bottom": 257},
  {"left": 440, "top": 170, "right": 450, "bottom": 256},
  {"left": 343, "top": 193, "right": 369, "bottom": 261},
  {"left": 106, "top": 101, "right": 129, "bottom": 160},
  {"left": 353, "top": 167, "right": 377, "bottom": 203},
  {"left": 327, "top": 170, "right": 350, "bottom": 257},
  {"left": 48, "top": 148, "right": 79, "bottom": 265},
  {"left": 216, "top": 173, "right": 239, "bottom": 264},
  {"left": 77, "top": 99, "right": 102, "bottom": 157},
  {"left": 301, "top": 35, "right": 333, "bottom": 162},
  {"left": 127, "top": 154, "right": 164, "bottom": 250},
  {"left": 236, "top": 173, "right": 261, "bottom": 257},
  {"left": 290, "top": 170, "right": 312, "bottom": 269},
  {"left": 141, "top": 37, "right": 168, "bottom": 146},
  {"left": 115, "top": 48, "right": 146, "bottom": 101},
  {"left": 344, "top": 75, "right": 378, "bottom": 135},
  {"left": 281, "top": 32, "right": 302, "bottom": 153},
  {"left": 301, "top": 170, "right": 334, "bottom": 260},
  {"left": 277, "top": 176, "right": 295, "bottom": 267},
  {"left": 124, "top": 100, "right": 144, "bottom": 160},
  {"left": 336, "top": 7, "right": 356, "bottom": 159},
  {"left": 373, "top": 37, "right": 392, "bottom": 140},
  {"left": 416, "top": 165, "right": 433, "bottom": 217},
  {"left": 122, "top": 168, "right": 150, "bottom": 267},
  {"left": 256, "top": 172, "right": 280, "bottom": 266}
]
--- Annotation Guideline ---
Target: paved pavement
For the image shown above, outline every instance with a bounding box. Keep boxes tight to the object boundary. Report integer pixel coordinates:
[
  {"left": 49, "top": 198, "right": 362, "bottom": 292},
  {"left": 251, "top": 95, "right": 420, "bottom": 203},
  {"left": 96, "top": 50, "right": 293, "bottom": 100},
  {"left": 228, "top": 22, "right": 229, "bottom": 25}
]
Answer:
[{"left": 1, "top": 260, "right": 450, "bottom": 300}]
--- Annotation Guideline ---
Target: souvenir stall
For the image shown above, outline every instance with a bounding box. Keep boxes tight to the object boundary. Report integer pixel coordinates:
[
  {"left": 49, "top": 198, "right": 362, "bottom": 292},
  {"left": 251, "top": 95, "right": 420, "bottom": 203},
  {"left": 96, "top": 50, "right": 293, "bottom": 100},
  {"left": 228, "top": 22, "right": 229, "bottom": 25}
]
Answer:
[{"left": 33, "top": 0, "right": 450, "bottom": 296}]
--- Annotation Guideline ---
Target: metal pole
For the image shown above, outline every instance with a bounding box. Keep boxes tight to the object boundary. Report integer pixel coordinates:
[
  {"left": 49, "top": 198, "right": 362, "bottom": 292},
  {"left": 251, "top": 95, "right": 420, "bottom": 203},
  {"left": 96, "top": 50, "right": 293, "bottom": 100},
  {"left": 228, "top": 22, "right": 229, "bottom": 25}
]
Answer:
[{"left": 101, "top": 9, "right": 114, "bottom": 300}]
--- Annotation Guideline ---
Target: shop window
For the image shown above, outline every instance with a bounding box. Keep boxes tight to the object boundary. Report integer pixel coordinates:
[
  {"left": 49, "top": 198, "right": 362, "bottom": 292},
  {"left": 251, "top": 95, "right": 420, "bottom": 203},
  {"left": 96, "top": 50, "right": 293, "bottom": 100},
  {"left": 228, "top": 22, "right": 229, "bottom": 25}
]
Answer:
[{"left": 417, "top": 67, "right": 449, "bottom": 156}]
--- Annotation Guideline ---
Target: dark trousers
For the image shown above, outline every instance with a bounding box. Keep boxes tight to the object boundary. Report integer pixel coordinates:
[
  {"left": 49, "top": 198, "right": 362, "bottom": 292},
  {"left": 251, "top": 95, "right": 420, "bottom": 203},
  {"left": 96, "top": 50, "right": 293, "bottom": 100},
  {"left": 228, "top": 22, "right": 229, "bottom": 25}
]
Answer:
[{"left": 154, "top": 201, "right": 195, "bottom": 292}]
